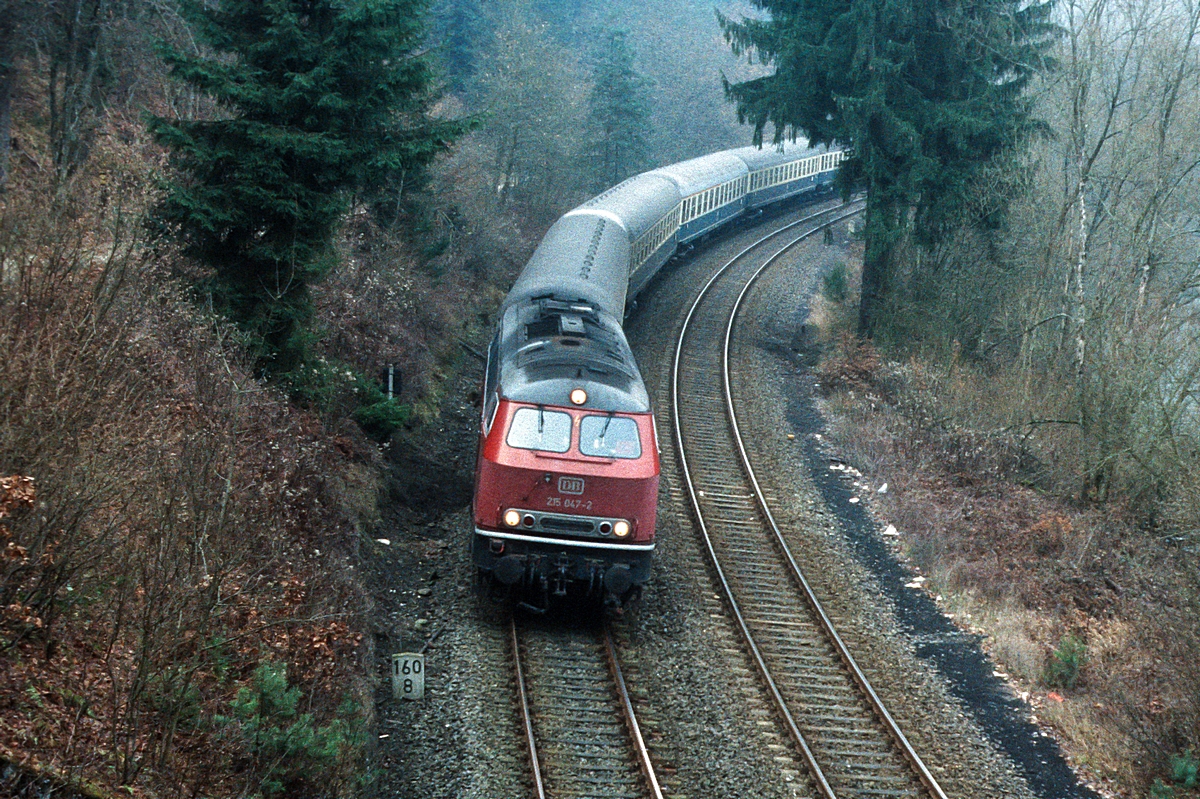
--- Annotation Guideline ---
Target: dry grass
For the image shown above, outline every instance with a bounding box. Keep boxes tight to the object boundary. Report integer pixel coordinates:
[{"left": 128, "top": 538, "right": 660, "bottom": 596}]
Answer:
[
  {"left": 0, "top": 131, "right": 373, "bottom": 797},
  {"left": 815, "top": 279, "right": 1200, "bottom": 797}
]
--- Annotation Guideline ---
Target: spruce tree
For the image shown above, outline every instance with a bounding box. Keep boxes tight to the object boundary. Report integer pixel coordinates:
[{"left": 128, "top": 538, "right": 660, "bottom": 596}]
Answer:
[
  {"left": 149, "top": 0, "right": 471, "bottom": 375},
  {"left": 432, "top": 0, "right": 487, "bottom": 94},
  {"left": 585, "top": 29, "right": 652, "bottom": 191},
  {"left": 720, "top": 0, "right": 1056, "bottom": 336}
]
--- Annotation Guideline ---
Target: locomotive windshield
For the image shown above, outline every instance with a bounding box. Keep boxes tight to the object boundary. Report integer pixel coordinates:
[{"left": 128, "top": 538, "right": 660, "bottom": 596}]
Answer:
[
  {"left": 580, "top": 415, "right": 642, "bottom": 459},
  {"left": 506, "top": 407, "right": 572, "bottom": 453}
]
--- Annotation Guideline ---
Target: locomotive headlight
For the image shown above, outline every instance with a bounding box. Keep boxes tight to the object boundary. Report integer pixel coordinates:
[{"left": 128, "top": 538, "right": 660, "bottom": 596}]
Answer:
[
  {"left": 613, "top": 520, "right": 631, "bottom": 538},
  {"left": 569, "top": 388, "right": 588, "bottom": 405},
  {"left": 503, "top": 509, "right": 521, "bottom": 527}
]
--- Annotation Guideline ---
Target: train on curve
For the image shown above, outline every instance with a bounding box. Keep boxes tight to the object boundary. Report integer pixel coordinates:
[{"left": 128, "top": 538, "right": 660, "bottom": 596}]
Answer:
[{"left": 472, "top": 140, "right": 846, "bottom": 607}]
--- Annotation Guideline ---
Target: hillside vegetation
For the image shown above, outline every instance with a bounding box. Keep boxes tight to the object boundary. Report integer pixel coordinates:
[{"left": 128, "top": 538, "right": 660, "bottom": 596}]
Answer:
[
  {"left": 771, "top": 0, "right": 1200, "bottom": 792},
  {"left": 0, "top": 1, "right": 757, "bottom": 795}
]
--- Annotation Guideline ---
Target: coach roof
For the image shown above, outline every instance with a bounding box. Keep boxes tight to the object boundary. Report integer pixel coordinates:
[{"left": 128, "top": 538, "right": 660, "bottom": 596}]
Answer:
[
  {"left": 731, "top": 139, "right": 825, "bottom": 172},
  {"left": 575, "top": 173, "right": 681, "bottom": 241},
  {"left": 502, "top": 212, "right": 632, "bottom": 319},
  {"left": 648, "top": 151, "right": 749, "bottom": 197}
]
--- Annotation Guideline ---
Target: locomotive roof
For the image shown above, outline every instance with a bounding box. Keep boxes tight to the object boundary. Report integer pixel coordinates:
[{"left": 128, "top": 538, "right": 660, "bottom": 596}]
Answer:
[
  {"left": 575, "top": 173, "right": 682, "bottom": 241},
  {"left": 502, "top": 212, "right": 632, "bottom": 320},
  {"left": 731, "top": 139, "right": 826, "bottom": 171},
  {"left": 648, "top": 151, "right": 749, "bottom": 197},
  {"left": 496, "top": 297, "right": 650, "bottom": 414}
]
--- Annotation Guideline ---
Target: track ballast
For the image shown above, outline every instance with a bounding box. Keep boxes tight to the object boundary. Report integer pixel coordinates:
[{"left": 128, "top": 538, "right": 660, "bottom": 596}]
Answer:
[
  {"left": 510, "top": 616, "right": 664, "bottom": 799},
  {"left": 670, "top": 200, "right": 950, "bottom": 799}
]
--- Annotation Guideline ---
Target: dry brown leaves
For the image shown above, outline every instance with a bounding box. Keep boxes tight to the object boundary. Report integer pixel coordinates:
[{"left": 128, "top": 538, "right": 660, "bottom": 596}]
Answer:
[
  {"left": 819, "top": 331, "right": 882, "bottom": 393},
  {"left": 0, "top": 476, "right": 36, "bottom": 519},
  {"left": 1, "top": 477, "right": 41, "bottom": 630}
]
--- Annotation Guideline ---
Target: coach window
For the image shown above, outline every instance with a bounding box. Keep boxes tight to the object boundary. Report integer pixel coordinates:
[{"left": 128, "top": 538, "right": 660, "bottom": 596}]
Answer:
[
  {"left": 507, "top": 407, "right": 572, "bottom": 453},
  {"left": 580, "top": 415, "right": 642, "bottom": 459}
]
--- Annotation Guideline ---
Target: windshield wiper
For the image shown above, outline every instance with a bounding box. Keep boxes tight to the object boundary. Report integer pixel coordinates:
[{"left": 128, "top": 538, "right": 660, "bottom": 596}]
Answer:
[{"left": 598, "top": 412, "right": 615, "bottom": 442}]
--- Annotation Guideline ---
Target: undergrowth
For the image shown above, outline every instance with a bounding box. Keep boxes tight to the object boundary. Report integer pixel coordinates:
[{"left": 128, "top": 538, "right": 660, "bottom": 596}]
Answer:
[
  {"left": 0, "top": 143, "right": 371, "bottom": 796},
  {"left": 814, "top": 279, "right": 1200, "bottom": 795}
]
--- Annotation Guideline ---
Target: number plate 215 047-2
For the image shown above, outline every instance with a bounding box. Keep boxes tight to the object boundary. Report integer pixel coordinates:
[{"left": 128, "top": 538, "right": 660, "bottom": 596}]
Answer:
[{"left": 391, "top": 653, "right": 424, "bottom": 700}]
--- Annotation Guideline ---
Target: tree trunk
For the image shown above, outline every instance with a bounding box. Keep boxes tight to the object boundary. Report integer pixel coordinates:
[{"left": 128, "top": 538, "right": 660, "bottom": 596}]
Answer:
[
  {"left": 48, "top": 0, "right": 106, "bottom": 183},
  {"left": 857, "top": 183, "right": 900, "bottom": 338},
  {"left": 1073, "top": 171, "right": 1087, "bottom": 376},
  {"left": 0, "top": 16, "right": 15, "bottom": 192}
]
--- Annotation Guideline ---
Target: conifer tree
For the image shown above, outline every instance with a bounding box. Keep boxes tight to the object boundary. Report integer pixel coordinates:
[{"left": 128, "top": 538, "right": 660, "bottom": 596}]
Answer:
[
  {"left": 721, "top": 0, "right": 1056, "bottom": 336},
  {"left": 149, "top": 0, "right": 471, "bottom": 375},
  {"left": 585, "top": 29, "right": 652, "bottom": 191},
  {"left": 432, "top": 0, "right": 487, "bottom": 94}
]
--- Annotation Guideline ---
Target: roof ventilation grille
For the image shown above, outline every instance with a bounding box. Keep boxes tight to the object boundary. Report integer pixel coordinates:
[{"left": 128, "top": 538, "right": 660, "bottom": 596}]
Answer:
[{"left": 559, "top": 314, "right": 586, "bottom": 337}]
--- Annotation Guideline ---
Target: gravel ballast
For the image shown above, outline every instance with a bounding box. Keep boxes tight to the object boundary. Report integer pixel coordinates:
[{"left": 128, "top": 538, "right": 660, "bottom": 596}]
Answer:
[{"left": 365, "top": 203, "right": 1100, "bottom": 798}]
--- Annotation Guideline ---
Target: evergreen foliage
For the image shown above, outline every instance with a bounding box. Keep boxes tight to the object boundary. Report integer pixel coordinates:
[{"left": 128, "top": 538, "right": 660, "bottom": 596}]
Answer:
[
  {"left": 216, "top": 661, "right": 362, "bottom": 797},
  {"left": 1043, "top": 633, "right": 1087, "bottom": 689},
  {"left": 431, "top": 0, "right": 488, "bottom": 93},
  {"left": 148, "top": 0, "right": 472, "bottom": 376},
  {"left": 585, "top": 29, "right": 653, "bottom": 190},
  {"left": 720, "top": 0, "right": 1056, "bottom": 335}
]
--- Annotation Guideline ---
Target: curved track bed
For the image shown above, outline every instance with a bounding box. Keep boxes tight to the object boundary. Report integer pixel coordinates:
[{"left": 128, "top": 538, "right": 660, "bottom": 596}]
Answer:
[
  {"left": 671, "top": 201, "right": 948, "bottom": 799},
  {"left": 510, "top": 616, "right": 664, "bottom": 799}
]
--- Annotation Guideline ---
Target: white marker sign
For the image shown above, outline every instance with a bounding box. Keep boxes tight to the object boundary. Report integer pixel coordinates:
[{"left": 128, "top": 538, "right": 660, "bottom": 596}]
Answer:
[{"left": 392, "top": 653, "right": 425, "bottom": 700}]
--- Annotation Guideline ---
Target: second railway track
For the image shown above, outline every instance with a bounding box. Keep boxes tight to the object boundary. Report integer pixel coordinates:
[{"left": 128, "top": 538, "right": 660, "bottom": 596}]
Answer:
[{"left": 670, "top": 200, "right": 949, "bottom": 799}]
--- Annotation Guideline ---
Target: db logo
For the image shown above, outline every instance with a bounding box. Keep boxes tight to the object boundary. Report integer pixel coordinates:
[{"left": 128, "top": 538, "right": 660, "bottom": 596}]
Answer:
[{"left": 558, "top": 477, "right": 585, "bottom": 495}]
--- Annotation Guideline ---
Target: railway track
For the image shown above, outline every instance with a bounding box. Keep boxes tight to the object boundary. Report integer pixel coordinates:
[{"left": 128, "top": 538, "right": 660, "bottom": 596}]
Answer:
[
  {"left": 670, "top": 200, "right": 950, "bottom": 799},
  {"left": 510, "top": 616, "right": 664, "bottom": 799}
]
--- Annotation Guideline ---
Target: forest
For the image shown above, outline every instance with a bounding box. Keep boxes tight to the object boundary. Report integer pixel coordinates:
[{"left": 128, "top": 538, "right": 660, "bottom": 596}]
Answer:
[{"left": 1, "top": 0, "right": 1198, "bottom": 796}]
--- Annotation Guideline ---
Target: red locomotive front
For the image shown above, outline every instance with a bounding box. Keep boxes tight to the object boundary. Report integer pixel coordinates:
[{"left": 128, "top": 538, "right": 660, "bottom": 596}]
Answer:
[
  {"left": 470, "top": 295, "right": 660, "bottom": 605},
  {"left": 472, "top": 398, "right": 659, "bottom": 602}
]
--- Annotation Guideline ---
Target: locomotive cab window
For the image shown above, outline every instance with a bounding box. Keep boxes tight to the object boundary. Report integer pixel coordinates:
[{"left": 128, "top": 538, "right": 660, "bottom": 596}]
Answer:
[
  {"left": 482, "top": 333, "right": 501, "bottom": 432},
  {"left": 580, "top": 415, "right": 642, "bottom": 459},
  {"left": 507, "top": 407, "right": 572, "bottom": 453}
]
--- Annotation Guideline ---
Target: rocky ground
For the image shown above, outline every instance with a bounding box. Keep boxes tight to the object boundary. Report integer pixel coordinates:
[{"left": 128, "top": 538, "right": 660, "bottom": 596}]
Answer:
[{"left": 362, "top": 204, "right": 1100, "bottom": 798}]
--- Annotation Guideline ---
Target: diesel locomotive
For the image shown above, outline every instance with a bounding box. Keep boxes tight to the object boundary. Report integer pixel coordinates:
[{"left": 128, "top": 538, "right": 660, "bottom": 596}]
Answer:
[{"left": 472, "top": 140, "right": 845, "bottom": 606}]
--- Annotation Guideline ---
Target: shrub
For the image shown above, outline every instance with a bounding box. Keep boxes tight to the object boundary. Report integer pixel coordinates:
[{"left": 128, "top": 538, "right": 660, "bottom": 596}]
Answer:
[
  {"left": 352, "top": 386, "right": 413, "bottom": 442},
  {"left": 1043, "top": 633, "right": 1087, "bottom": 690},
  {"left": 1170, "top": 749, "right": 1199, "bottom": 789},
  {"left": 1, "top": 175, "right": 369, "bottom": 793},
  {"left": 283, "top": 357, "right": 364, "bottom": 416},
  {"left": 283, "top": 358, "right": 411, "bottom": 439},
  {"left": 1150, "top": 778, "right": 1175, "bottom": 799},
  {"left": 217, "top": 661, "right": 363, "bottom": 798},
  {"left": 822, "top": 263, "right": 848, "bottom": 303}
]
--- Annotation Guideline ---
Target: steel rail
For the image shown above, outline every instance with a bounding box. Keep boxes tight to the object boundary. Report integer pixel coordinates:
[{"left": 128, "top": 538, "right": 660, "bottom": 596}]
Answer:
[
  {"left": 510, "top": 616, "right": 547, "bottom": 799},
  {"left": 510, "top": 615, "right": 664, "bottom": 799},
  {"left": 603, "top": 623, "right": 666, "bottom": 799},
  {"left": 670, "top": 200, "right": 861, "bottom": 799},
  {"left": 721, "top": 212, "right": 950, "bottom": 799}
]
